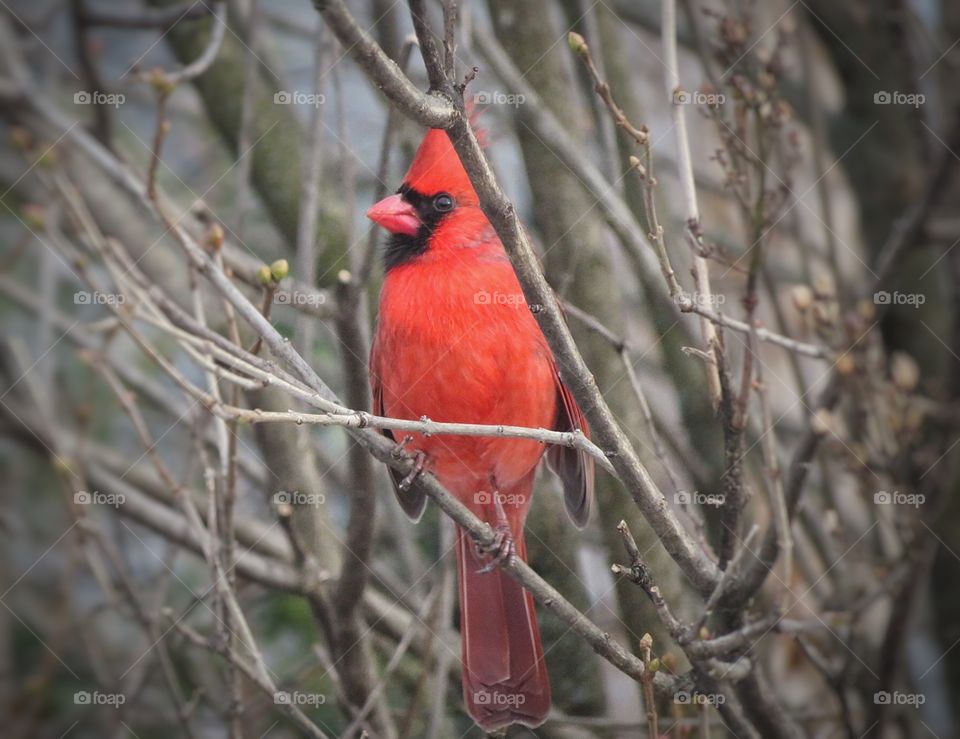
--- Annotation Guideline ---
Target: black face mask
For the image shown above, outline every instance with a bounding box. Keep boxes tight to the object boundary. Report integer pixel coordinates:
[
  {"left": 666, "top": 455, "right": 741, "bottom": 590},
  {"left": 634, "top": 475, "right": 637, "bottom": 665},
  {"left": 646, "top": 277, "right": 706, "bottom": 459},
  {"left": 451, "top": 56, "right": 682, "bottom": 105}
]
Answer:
[{"left": 383, "top": 185, "right": 457, "bottom": 271}]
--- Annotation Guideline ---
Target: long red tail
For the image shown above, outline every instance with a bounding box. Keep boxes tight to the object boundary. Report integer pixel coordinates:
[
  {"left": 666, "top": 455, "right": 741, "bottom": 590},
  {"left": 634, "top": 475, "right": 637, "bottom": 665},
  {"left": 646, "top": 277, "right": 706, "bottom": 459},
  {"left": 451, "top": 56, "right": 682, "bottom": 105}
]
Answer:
[{"left": 456, "top": 527, "right": 550, "bottom": 731}]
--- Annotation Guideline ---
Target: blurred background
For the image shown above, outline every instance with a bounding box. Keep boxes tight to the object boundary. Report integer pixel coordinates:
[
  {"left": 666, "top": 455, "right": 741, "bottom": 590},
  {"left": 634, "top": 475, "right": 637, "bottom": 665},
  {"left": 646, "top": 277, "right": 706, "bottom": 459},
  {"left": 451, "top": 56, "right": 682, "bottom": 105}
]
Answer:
[{"left": 0, "top": 0, "right": 959, "bottom": 737}]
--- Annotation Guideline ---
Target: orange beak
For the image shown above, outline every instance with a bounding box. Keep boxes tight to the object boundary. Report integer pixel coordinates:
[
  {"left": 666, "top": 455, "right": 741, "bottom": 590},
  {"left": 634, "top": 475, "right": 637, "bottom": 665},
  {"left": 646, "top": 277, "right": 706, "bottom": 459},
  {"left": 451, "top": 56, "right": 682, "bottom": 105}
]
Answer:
[{"left": 367, "top": 194, "right": 421, "bottom": 236}]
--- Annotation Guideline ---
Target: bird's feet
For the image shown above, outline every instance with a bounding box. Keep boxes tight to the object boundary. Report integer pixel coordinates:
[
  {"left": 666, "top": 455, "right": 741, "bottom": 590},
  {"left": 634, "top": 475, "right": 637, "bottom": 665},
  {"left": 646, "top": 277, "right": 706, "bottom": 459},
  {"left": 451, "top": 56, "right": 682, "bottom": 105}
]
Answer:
[
  {"left": 476, "top": 484, "right": 515, "bottom": 573},
  {"left": 398, "top": 448, "right": 427, "bottom": 491},
  {"left": 476, "top": 520, "right": 516, "bottom": 573}
]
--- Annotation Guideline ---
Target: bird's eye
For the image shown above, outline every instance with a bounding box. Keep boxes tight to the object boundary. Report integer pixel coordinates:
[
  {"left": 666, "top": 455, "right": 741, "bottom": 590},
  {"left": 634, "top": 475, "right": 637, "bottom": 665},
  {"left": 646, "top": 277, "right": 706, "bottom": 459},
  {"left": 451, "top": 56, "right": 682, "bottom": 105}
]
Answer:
[{"left": 433, "top": 193, "right": 455, "bottom": 212}]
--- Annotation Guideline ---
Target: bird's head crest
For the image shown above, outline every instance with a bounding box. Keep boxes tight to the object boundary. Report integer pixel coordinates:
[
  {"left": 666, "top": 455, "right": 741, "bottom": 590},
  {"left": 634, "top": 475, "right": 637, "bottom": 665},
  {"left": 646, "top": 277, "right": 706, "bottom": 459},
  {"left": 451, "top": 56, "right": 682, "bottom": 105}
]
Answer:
[{"left": 401, "top": 106, "right": 488, "bottom": 205}]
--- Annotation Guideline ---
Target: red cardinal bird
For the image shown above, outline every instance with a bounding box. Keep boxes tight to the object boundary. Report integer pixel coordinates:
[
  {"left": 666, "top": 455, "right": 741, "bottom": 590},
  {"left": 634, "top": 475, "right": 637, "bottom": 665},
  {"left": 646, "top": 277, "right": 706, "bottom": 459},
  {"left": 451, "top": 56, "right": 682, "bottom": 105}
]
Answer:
[{"left": 367, "top": 127, "right": 594, "bottom": 731}]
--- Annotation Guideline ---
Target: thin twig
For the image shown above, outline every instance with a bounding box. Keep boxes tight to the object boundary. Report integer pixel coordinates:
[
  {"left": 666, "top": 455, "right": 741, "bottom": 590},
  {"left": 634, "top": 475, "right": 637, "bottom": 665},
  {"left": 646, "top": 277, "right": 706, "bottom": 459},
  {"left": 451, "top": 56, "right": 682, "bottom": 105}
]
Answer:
[
  {"left": 662, "top": 0, "right": 723, "bottom": 408},
  {"left": 164, "top": 2, "right": 227, "bottom": 85}
]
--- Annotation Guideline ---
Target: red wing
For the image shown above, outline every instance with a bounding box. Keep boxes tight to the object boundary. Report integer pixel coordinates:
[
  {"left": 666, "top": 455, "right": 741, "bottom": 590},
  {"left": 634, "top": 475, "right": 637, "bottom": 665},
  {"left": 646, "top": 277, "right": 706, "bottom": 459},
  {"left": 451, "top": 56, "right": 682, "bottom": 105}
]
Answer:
[
  {"left": 370, "top": 341, "right": 428, "bottom": 522},
  {"left": 546, "top": 377, "right": 594, "bottom": 528}
]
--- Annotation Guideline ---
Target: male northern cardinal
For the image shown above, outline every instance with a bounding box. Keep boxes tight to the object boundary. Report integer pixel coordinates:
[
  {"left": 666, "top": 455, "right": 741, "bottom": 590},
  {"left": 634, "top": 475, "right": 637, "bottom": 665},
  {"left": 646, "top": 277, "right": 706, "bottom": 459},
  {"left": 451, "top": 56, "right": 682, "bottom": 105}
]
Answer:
[{"left": 367, "top": 126, "right": 594, "bottom": 731}]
